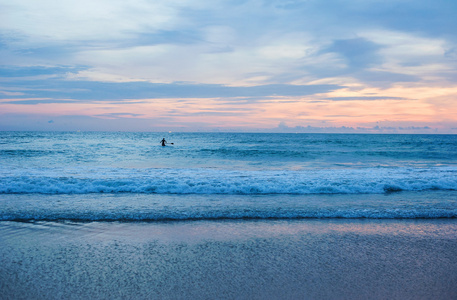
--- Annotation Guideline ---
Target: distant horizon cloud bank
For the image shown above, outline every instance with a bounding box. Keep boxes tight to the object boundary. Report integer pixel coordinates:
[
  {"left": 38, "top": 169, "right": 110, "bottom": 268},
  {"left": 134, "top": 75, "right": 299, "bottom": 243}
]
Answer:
[{"left": 0, "top": 114, "right": 454, "bottom": 134}]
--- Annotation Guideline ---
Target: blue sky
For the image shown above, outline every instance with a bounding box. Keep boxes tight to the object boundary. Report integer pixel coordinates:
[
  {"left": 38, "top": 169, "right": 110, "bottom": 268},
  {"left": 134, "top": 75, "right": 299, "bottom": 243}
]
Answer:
[{"left": 1, "top": 0, "right": 457, "bottom": 132}]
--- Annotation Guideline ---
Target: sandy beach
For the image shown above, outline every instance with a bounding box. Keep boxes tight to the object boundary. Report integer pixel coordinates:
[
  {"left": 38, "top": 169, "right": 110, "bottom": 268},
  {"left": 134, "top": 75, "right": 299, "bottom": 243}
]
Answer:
[{"left": 1, "top": 219, "right": 456, "bottom": 299}]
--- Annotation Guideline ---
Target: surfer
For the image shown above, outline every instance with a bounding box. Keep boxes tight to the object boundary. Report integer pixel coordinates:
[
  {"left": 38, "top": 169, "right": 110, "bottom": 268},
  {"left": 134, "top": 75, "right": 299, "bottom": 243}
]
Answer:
[{"left": 160, "top": 138, "right": 167, "bottom": 146}]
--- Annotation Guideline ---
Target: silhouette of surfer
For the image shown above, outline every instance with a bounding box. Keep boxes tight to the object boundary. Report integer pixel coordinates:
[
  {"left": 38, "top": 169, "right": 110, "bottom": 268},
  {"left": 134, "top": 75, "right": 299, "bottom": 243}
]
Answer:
[{"left": 160, "top": 138, "right": 173, "bottom": 146}]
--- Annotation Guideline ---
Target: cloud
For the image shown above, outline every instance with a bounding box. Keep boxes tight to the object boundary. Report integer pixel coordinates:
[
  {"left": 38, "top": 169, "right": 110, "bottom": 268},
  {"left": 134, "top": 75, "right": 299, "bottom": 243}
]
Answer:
[
  {"left": 95, "top": 113, "right": 144, "bottom": 118},
  {"left": 274, "top": 122, "right": 436, "bottom": 134},
  {"left": 2, "top": 0, "right": 455, "bottom": 86},
  {"left": 0, "top": 65, "right": 84, "bottom": 77},
  {"left": 326, "top": 96, "right": 407, "bottom": 101},
  {"left": 1, "top": 0, "right": 185, "bottom": 41},
  {"left": 0, "top": 71, "right": 342, "bottom": 102},
  {"left": 3, "top": 99, "right": 78, "bottom": 105},
  {"left": 324, "top": 38, "right": 383, "bottom": 71},
  {"left": 317, "top": 37, "right": 423, "bottom": 86},
  {"left": 1, "top": 0, "right": 457, "bottom": 131}
]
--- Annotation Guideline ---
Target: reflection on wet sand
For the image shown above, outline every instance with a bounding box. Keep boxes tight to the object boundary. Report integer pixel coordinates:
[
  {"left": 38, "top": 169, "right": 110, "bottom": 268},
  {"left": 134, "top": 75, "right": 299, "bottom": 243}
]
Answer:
[{"left": 1, "top": 219, "right": 456, "bottom": 299}]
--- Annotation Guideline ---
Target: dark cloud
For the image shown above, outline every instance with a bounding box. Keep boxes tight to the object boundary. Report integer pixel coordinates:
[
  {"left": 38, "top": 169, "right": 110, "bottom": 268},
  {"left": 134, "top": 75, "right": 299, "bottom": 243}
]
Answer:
[
  {"left": 320, "top": 38, "right": 421, "bottom": 85},
  {"left": 325, "top": 38, "right": 383, "bottom": 70}
]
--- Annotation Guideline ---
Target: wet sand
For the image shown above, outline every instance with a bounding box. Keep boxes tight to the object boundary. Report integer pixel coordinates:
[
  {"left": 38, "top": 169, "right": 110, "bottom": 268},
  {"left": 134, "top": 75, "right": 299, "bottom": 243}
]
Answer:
[{"left": 1, "top": 219, "right": 457, "bottom": 299}]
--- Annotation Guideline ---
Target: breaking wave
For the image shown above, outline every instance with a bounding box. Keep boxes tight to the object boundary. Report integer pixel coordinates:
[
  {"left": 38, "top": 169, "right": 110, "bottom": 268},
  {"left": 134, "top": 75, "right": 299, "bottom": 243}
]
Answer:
[{"left": 1, "top": 166, "right": 456, "bottom": 195}]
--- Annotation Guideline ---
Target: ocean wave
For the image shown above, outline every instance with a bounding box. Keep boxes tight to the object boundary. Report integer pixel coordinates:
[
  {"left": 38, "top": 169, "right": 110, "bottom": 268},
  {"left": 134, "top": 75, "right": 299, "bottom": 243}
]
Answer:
[
  {"left": 1, "top": 167, "right": 457, "bottom": 195},
  {"left": 2, "top": 208, "right": 456, "bottom": 222}
]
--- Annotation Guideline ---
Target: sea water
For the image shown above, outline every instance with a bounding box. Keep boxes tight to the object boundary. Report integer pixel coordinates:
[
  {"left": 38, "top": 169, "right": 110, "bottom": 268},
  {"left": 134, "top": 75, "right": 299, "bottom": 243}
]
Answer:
[{"left": 1, "top": 131, "right": 457, "bottom": 221}]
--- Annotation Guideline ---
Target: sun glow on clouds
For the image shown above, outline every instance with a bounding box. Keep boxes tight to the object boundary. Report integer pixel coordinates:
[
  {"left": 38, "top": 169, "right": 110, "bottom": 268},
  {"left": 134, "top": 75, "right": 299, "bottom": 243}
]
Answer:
[
  {"left": 1, "top": 0, "right": 457, "bottom": 132},
  {"left": 3, "top": 88, "right": 455, "bottom": 132}
]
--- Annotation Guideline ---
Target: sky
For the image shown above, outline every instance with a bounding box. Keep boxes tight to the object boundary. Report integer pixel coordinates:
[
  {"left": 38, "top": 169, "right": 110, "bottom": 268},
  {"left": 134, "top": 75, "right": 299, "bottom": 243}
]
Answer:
[{"left": 1, "top": 0, "right": 457, "bottom": 133}]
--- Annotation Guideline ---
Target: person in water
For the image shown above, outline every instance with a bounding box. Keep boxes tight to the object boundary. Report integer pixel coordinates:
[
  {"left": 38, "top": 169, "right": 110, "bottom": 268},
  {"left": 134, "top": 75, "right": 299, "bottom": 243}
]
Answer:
[{"left": 161, "top": 138, "right": 167, "bottom": 146}]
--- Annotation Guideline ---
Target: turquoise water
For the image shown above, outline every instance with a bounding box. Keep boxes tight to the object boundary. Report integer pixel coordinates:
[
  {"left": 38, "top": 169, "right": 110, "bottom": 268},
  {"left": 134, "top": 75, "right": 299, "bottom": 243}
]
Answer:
[
  {"left": 2, "top": 132, "right": 457, "bottom": 170},
  {"left": 1, "top": 132, "right": 457, "bottom": 221}
]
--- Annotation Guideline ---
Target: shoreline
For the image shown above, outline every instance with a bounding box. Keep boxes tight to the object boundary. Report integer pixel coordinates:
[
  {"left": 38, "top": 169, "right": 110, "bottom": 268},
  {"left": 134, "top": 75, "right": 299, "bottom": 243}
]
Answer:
[
  {"left": 2, "top": 219, "right": 457, "bottom": 299},
  {"left": 2, "top": 190, "right": 457, "bottom": 222}
]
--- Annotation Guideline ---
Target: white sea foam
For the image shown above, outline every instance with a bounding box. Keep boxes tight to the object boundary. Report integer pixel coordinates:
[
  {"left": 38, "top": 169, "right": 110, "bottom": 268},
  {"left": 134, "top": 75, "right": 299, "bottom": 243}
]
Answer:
[{"left": 1, "top": 166, "right": 456, "bottom": 195}]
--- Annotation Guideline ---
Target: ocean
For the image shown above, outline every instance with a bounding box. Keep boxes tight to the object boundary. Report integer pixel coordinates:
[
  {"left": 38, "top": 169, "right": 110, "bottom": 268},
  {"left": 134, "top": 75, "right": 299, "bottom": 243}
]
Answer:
[
  {"left": 1, "top": 132, "right": 457, "bottom": 221},
  {"left": 1, "top": 132, "right": 457, "bottom": 299}
]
